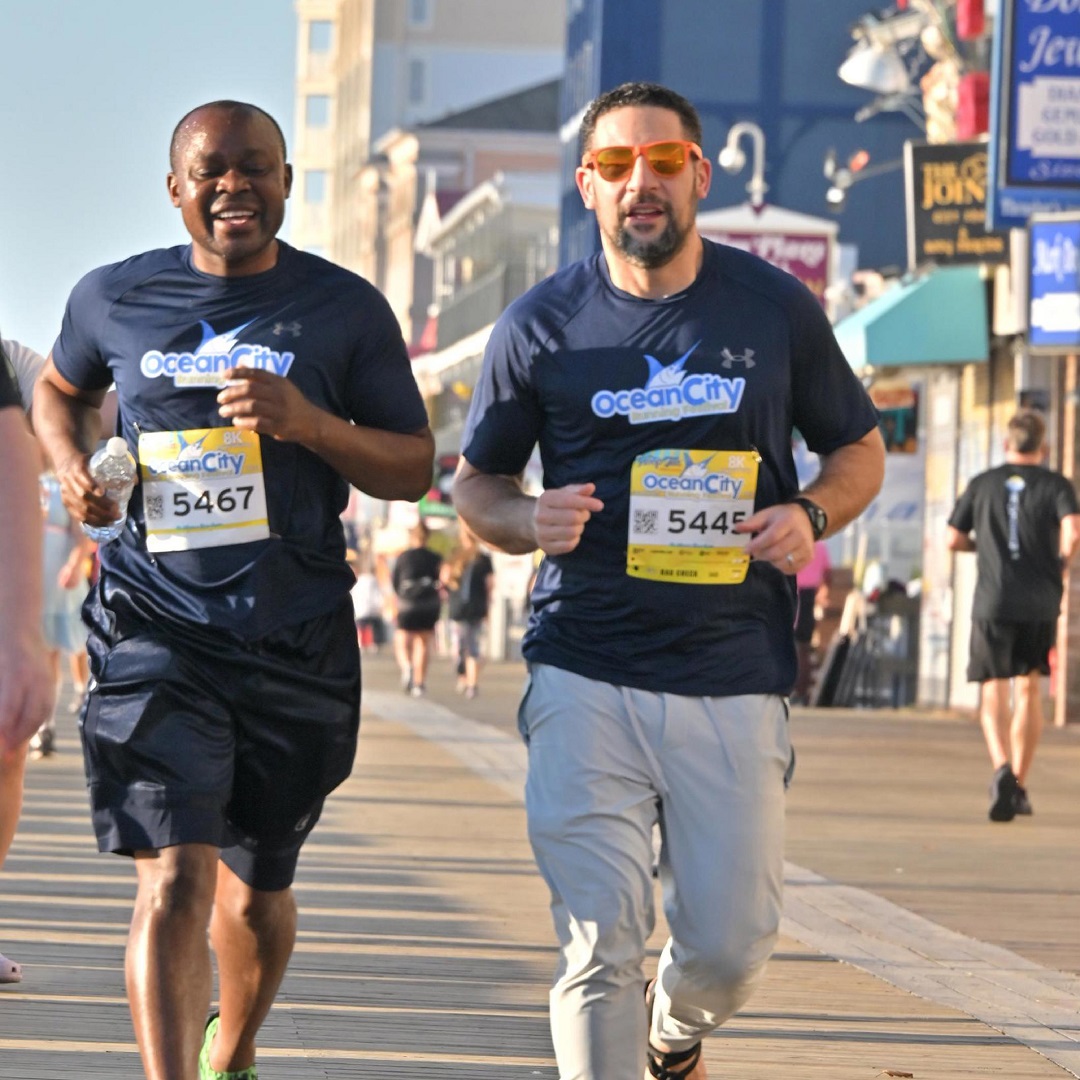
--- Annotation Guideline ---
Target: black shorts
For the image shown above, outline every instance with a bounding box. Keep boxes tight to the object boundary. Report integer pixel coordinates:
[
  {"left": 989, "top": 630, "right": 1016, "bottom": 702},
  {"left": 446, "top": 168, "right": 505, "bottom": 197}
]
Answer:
[
  {"left": 967, "top": 619, "right": 1055, "bottom": 683},
  {"left": 396, "top": 596, "right": 440, "bottom": 632},
  {"left": 81, "top": 595, "right": 360, "bottom": 891}
]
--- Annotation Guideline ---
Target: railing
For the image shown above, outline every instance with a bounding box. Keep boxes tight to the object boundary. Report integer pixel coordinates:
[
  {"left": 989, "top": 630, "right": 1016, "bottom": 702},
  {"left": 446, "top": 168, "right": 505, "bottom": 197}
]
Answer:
[{"left": 436, "top": 263, "right": 507, "bottom": 350}]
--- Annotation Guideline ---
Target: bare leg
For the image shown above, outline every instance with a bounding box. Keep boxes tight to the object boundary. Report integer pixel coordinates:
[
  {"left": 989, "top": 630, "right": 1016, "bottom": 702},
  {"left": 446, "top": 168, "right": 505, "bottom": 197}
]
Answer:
[
  {"left": 1011, "top": 672, "right": 1044, "bottom": 786},
  {"left": 127, "top": 844, "right": 219, "bottom": 1080},
  {"left": 394, "top": 628, "right": 412, "bottom": 686},
  {"left": 207, "top": 862, "right": 297, "bottom": 1072},
  {"left": 410, "top": 630, "right": 433, "bottom": 689},
  {"left": 69, "top": 648, "right": 89, "bottom": 695},
  {"left": 0, "top": 743, "right": 28, "bottom": 864},
  {"left": 978, "top": 678, "right": 1012, "bottom": 770}
]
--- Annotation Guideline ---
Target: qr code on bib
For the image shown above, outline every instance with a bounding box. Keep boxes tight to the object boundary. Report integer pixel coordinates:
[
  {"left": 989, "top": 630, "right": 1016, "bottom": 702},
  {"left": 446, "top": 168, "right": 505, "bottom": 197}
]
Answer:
[
  {"left": 633, "top": 509, "right": 659, "bottom": 535},
  {"left": 145, "top": 494, "right": 164, "bottom": 520}
]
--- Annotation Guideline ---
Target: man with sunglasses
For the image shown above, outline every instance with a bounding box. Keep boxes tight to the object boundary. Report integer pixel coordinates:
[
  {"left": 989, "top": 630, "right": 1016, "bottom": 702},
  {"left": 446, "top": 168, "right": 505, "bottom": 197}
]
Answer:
[{"left": 453, "top": 82, "right": 883, "bottom": 1080}]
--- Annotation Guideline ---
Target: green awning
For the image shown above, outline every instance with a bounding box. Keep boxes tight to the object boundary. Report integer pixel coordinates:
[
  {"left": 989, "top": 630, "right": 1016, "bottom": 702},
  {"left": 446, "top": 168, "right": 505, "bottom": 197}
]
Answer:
[{"left": 835, "top": 266, "right": 989, "bottom": 370}]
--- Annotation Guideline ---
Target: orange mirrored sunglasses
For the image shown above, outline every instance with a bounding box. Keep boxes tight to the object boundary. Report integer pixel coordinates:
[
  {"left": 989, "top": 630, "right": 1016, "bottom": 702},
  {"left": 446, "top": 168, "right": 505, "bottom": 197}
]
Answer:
[{"left": 582, "top": 140, "right": 703, "bottom": 182}]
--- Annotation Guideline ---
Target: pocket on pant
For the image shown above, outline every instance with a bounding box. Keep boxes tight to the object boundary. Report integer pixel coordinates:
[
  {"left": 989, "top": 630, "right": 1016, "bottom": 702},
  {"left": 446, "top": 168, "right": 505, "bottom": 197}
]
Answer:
[{"left": 516, "top": 667, "right": 535, "bottom": 745}]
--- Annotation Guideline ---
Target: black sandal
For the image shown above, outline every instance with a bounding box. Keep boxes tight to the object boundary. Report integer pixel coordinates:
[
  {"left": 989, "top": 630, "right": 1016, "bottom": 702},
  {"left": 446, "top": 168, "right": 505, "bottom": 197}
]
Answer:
[{"left": 644, "top": 979, "right": 702, "bottom": 1079}]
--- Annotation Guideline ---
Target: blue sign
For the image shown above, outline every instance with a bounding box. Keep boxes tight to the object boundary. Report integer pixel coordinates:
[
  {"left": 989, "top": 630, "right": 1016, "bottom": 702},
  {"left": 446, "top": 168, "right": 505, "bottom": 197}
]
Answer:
[
  {"left": 1028, "top": 214, "right": 1080, "bottom": 351},
  {"left": 988, "top": 0, "right": 1080, "bottom": 229}
]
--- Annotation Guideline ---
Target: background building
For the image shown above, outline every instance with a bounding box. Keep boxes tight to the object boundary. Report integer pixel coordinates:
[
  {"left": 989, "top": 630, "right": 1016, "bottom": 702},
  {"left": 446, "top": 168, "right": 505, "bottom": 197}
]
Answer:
[
  {"left": 292, "top": 0, "right": 565, "bottom": 263},
  {"left": 558, "top": 0, "right": 921, "bottom": 271}
]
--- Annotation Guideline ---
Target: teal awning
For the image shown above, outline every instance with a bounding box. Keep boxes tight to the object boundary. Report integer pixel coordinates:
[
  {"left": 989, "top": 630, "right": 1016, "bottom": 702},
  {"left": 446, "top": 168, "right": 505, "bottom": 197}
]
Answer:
[{"left": 835, "top": 266, "right": 989, "bottom": 370}]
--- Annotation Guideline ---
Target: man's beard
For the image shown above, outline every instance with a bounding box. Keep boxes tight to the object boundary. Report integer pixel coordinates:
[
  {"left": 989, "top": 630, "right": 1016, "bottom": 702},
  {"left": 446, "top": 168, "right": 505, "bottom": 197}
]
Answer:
[{"left": 610, "top": 200, "right": 695, "bottom": 269}]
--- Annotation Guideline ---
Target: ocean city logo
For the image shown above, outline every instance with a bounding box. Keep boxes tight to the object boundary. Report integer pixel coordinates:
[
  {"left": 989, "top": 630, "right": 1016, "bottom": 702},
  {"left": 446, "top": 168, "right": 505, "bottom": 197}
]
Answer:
[
  {"left": 590, "top": 343, "right": 746, "bottom": 425},
  {"left": 640, "top": 452, "right": 746, "bottom": 497},
  {"left": 142, "top": 430, "right": 246, "bottom": 478},
  {"left": 140, "top": 320, "right": 295, "bottom": 388}
]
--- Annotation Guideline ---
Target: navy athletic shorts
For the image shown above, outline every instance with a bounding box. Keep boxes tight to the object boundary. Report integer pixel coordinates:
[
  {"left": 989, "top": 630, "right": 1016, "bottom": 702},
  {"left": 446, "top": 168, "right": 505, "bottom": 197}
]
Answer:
[
  {"left": 967, "top": 619, "right": 1055, "bottom": 683},
  {"left": 80, "top": 592, "right": 360, "bottom": 891}
]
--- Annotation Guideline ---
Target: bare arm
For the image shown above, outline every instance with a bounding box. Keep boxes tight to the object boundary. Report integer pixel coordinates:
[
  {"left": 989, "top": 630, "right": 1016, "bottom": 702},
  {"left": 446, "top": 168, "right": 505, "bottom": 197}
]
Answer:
[
  {"left": 451, "top": 458, "right": 604, "bottom": 556},
  {"left": 945, "top": 525, "right": 976, "bottom": 553},
  {"left": 1061, "top": 513, "right": 1080, "bottom": 563},
  {"left": 215, "top": 366, "right": 434, "bottom": 501},
  {"left": 32, "top": 356, "right": 111, "bottom": 526},
  {"left": 0, "top": 407, "right": 55, "bottom": 753},
  {"left": 737, "top": 426, "right": 886, "bottom": 574}
]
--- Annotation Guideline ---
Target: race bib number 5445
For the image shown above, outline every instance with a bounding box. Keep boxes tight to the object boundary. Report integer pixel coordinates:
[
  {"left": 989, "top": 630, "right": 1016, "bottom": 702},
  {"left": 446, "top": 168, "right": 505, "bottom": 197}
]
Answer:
[
  {"left": 627, "top": 448, "right": 760, "bottom": 585},
  {"left": 138, "top": 427, "right": 270, "bottom": 552}
]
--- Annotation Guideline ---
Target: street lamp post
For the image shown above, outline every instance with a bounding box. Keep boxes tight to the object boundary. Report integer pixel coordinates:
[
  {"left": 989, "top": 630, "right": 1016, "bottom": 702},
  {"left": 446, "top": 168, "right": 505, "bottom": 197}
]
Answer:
[{"left": 717, "top": 121, "right": 768, "bottom": 210}]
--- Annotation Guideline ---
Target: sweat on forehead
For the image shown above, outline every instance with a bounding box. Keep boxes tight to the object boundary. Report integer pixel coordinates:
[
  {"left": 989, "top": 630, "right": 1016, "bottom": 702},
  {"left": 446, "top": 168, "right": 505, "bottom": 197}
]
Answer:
[{"left": 169, "top": 101, "right": 287, "bottom": 169}]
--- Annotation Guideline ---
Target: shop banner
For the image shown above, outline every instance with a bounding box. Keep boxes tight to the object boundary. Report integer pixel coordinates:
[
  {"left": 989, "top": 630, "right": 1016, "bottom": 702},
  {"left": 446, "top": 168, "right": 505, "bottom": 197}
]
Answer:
[
  {"left": 1028, "top": 212, "right": 1080, "bottom": 351},
  {"left": 698, "top": 228, "right": 831, "bottom": 307},
  {"left": 904, "top": 141, "right": 1009, "bottom": 268},
  {"left": 988, "top": 0, "right": 1080, "bottom": 229}
]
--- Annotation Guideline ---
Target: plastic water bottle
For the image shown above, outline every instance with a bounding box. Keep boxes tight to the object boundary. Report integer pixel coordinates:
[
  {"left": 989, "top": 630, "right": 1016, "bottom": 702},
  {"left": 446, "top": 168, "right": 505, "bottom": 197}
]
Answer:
[{"left": 82, "top": 437, "right": 137, "bottom": 543}]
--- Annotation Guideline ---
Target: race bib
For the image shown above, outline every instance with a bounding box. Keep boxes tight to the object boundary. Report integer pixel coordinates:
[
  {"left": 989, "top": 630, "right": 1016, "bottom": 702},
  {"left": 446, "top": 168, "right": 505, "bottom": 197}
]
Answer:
[
  {"left": 627, "top": 448, "right": 760, "bottom": 585},
  {"left": 138, "top": 427, "right": 270, "bottom": 552}
]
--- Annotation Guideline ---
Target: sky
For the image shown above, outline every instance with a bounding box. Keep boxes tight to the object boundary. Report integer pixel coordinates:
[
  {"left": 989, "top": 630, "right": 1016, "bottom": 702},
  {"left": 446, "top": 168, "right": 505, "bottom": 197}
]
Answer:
[{"left": 1, "top": 0, "right": 297, "bottom": 355}]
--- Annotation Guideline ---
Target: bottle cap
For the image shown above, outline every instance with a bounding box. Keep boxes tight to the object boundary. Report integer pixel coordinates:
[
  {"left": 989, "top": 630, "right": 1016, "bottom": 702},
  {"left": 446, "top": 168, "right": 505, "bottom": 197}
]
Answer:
[{"left": 105, "top": 437, "right": 129, "bottom": 457}]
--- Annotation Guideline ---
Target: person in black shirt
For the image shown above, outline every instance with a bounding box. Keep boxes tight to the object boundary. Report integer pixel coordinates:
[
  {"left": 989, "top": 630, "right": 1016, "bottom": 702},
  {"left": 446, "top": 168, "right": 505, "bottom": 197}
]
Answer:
[
  {"left": 947, "top": 410, "right": 1080, "bottom": 821},
  {"left": 441, "top": 522, "right": 495, "bottom": 698},
  {"left": 391, "top": 521, "right": 443, "bottom": 696}
]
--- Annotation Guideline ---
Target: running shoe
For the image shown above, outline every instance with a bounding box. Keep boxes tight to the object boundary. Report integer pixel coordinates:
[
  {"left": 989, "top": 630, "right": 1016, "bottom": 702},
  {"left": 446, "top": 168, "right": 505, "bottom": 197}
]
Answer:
[
  {"left": 988, "top": 764, "right": 1019, "bottom": 822},
  {"left": 1013, "top": 785, "right": 1033, "bottom": 816},
  {"left": 199, "top": 1014, "right": 258, "bottom": 1080},
  {"left": 29, "top": 726, "right": 55, "bottom": 760}
]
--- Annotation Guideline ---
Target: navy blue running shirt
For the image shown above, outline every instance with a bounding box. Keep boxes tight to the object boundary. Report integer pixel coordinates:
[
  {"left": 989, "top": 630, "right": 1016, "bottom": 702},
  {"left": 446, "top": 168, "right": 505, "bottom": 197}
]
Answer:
[
  {"left": 462, "top": 239, "right": 879, "bottom": 696},
  {"left": 53, "top": 242, "right": 429, "bottom": 638}
]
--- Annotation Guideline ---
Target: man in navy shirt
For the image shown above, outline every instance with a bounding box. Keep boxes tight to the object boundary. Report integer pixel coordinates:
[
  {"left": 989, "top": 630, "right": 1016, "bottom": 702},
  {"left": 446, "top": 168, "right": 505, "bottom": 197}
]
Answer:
[
  {"left": 33, "top": 102, "right": 433, "bottom": 1080},
  {"left": 453, "top": 82, "right": 884, "bottom": 1080}
]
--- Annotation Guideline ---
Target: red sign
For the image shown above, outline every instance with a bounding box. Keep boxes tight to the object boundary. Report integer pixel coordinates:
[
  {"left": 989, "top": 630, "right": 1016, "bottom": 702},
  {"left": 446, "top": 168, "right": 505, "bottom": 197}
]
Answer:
[{"left": 699, "top": 229, "right": 832, "bottom": 307}]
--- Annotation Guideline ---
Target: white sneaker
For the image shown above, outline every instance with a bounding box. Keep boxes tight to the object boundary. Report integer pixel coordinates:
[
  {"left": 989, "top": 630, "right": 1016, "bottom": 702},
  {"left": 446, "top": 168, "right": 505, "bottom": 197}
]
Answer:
[{"left": 410, "top": 684, "right": 425, "bottom": 698}]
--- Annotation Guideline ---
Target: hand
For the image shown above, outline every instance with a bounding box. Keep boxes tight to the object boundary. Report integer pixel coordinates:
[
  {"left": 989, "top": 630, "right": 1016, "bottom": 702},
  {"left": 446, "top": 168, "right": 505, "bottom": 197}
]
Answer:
[
  {"left": 0, "top": 627, "right": 56, "bottom": 754},
  {"left": 217, "top": 367, "right": 321, "bottom": 443},
  {"left": 54, "top": 451, "right": 123, "bottom": 528},
  {"left": 533, "top": 483, "right": 604, "bottom": 555},
  {"left": 735, "top": 502, "right": 814, "bottom": 575}
]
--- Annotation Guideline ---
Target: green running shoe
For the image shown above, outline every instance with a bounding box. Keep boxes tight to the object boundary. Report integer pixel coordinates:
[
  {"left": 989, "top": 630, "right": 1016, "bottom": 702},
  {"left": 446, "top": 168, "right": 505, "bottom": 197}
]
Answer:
[{"left": 199, "top": 1014, "right": 258, "bottom": 1080}]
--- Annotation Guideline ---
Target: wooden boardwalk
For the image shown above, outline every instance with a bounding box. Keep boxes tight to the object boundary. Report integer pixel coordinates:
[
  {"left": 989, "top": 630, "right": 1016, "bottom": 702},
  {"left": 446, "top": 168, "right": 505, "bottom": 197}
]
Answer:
[{"left": 2, "top": 656, "right": 1079, "bottom": 1078}]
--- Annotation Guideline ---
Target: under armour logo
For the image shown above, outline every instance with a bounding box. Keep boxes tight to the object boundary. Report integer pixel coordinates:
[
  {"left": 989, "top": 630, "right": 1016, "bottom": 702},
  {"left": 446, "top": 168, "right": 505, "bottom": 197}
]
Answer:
[
  {"left": 720, "top": 347, "right": 755, "bottom": 369},
  {"left": 272, "top": 321, "right": 302, "bottom": 338}
]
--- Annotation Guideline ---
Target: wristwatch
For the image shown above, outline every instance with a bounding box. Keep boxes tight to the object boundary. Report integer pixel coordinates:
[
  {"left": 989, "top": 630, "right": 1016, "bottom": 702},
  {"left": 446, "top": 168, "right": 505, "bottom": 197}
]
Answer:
[{"left": 791, "top": 496, "right": 827, "bottom": 541}]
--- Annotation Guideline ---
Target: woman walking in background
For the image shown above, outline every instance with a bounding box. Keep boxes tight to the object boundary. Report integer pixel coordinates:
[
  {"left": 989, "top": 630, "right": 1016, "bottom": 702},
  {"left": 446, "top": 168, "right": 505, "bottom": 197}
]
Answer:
[
  {"left": 441, "top": 522, "right": 494, "bottom": 699},
  {"left": 392, "top": 521, "right": 443, "bottom": 697}
]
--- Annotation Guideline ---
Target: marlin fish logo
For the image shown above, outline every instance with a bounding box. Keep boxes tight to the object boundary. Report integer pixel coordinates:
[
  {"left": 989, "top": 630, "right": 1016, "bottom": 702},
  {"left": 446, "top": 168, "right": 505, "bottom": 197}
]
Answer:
[
  {"left": 680, "top": 453, "right": 715, "bottom": 479},
  {"left": 176, "top": 430, "right": 211, "bottom": 459},
  {"left": 644, "top": 341, "right": 700, "bottom": 390},
  {"left": 196, "top": 319, "right": 255, "bottom": 357}
]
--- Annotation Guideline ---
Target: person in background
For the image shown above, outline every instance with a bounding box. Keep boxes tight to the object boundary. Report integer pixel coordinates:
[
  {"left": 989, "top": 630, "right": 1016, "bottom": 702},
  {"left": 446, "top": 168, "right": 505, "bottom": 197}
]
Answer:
[
  {"left": 792, "top": 540, "right": 831, "bottom": 705},
  {"left": 33, "top": 456, "right": 96, "bottom": 758},
  {"left": 32, "top": 101, "right": 433, "bottom": 1079},
  {"left": 391, "top": 520, "right": 443, "bottom": 697},
  {"left": 0, "top": 339, "right": 56, "bottom": 982},
  {"left": 350, "top": 549, "right": 386, "bottom": 654},
  {"left": 452, "top": 81, "right": 883, "bottom": 1080},
  {"left": 946, "top": 410, "right": 1080, "bottom": 822},
  {"left": 441, "top": 521, "right": 495, "bottom": 699}
]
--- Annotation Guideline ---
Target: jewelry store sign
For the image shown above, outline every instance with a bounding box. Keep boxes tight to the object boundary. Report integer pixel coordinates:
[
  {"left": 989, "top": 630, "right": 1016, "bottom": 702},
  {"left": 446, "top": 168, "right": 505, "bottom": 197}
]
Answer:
[
  {"left": 1028, "top": 212, "right": 1080, "bottom": 351},
  {"left": 988, "top": 0, "right": 1080, "bottom": 229},
  {"left": 904, "top": 141, "right": 1009, "bottom": 268}
]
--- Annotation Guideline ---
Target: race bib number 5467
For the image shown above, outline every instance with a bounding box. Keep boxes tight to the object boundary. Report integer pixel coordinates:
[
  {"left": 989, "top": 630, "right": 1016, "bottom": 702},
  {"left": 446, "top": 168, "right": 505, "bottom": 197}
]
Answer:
[
  {"left": 627, "top": 448, "right": 760, "bottom": 585},
  {"left": 138, "top": 427, "right": 270, "bottom": 552}
]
